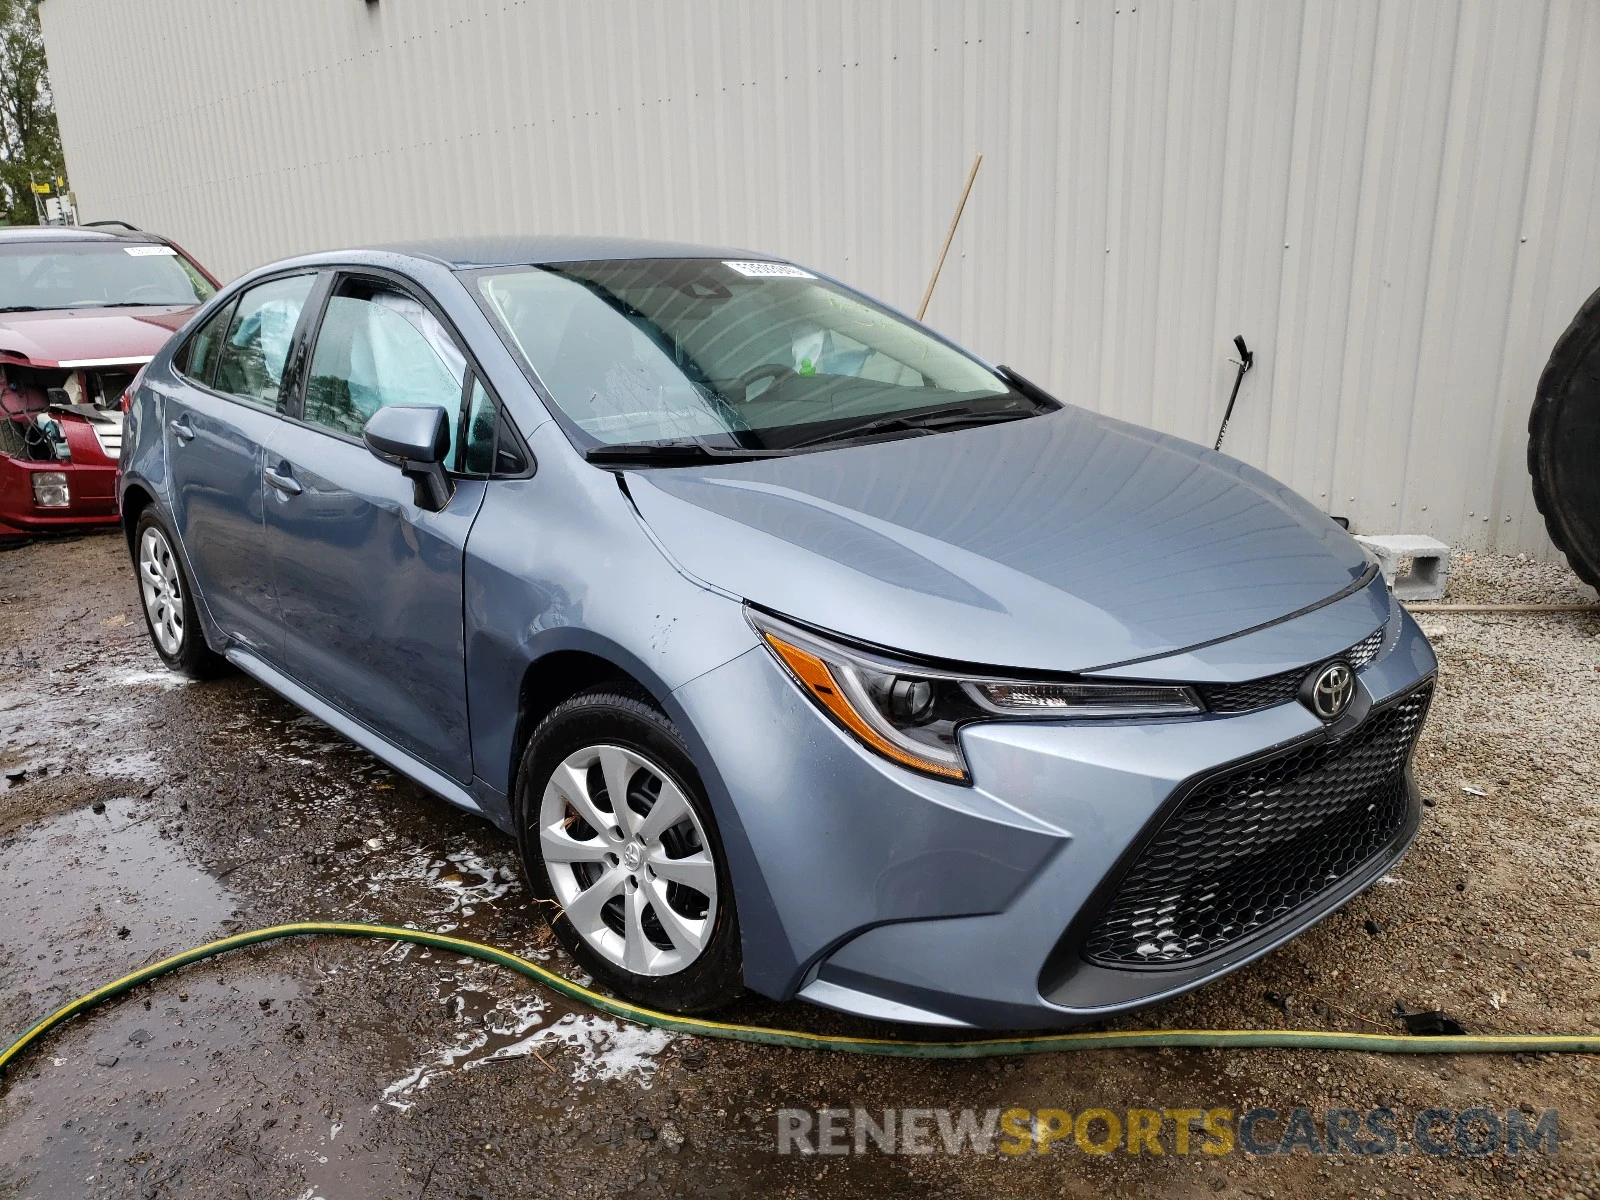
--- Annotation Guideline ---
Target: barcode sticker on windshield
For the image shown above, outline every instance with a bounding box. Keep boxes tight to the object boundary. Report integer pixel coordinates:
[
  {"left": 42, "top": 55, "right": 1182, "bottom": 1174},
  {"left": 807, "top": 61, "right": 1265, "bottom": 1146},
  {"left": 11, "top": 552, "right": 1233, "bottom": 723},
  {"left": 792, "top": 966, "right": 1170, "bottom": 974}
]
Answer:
[
  {"left": 723, "top": 260, "right": 814, "bottom": 279},
  {"left": 124, "top": 245, "right": 177, "bottom": 256}
]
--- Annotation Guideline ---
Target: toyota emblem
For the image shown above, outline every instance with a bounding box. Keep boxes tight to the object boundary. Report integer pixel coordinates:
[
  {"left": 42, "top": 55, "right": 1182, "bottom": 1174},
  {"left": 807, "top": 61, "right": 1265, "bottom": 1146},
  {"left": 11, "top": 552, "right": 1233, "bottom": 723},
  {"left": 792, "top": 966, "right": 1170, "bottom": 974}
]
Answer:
[{"left": 1304, "top": 662, "right": 1355, "bottom": 721}]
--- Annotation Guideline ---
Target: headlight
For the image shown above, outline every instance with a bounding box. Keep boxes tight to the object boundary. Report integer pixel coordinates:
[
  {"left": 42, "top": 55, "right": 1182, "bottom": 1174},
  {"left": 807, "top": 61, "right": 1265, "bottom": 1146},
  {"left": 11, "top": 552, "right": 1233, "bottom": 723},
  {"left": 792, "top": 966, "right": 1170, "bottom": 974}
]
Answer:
[
  {"left": 748, "top": 609, "right": 1201, "bottom": 783},
  {"left": 32, "top": 471, "right": 70, "bottom": 508}
]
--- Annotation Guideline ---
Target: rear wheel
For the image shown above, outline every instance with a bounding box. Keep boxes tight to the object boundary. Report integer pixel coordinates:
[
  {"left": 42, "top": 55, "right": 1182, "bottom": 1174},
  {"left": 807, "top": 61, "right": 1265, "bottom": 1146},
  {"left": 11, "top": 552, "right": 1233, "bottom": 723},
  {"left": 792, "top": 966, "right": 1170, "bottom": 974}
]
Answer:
[
  {"left": 515, "top": 687, "right": 743, "bottom": 1013},
  {"left": 134, "top": 510, "right": 223, "bottom": 678}
]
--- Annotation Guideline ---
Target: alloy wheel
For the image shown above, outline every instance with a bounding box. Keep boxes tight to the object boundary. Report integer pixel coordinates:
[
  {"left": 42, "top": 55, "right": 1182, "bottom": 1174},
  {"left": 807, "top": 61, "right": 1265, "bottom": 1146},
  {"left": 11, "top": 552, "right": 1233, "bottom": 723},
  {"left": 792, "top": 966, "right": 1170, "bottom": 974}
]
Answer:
[
  {"left": 138, "top": 526, "right": 185, "bottom": 657},
  {"left": 538, "top": 743, "right": 718, "bottom": 977}
]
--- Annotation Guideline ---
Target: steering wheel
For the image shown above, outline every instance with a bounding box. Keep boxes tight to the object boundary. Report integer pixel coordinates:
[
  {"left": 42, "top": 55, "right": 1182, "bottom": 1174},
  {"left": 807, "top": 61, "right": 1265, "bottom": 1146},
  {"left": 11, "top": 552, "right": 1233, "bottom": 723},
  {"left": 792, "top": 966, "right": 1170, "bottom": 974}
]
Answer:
[{"left": 726, "top": 362, "right": 796, "bottom": 403}]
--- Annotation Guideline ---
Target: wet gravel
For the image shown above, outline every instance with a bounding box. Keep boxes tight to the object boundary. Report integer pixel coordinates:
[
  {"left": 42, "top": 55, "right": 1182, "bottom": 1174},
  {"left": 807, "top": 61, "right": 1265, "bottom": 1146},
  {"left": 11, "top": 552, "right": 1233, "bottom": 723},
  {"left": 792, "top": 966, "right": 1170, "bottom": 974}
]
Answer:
[{"left": 1, "top": 532, "right": 1597, "bottom": 1198}]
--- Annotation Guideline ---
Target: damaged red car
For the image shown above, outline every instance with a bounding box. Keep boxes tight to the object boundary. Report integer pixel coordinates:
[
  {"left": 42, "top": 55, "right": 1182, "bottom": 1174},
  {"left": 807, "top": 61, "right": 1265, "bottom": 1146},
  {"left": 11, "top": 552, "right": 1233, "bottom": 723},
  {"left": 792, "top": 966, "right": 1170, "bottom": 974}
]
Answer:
[{"left": 0, "top": 225, "right": 217, "bottom": 544}]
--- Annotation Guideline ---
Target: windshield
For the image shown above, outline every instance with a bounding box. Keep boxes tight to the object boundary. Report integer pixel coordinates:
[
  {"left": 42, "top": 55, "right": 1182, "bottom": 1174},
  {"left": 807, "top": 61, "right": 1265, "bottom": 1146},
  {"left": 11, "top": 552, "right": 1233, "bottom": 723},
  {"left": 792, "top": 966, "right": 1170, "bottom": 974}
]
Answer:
[
  {"left": 472, "top": 258, "right": 1030, "bottom": 451},
  {"left": 0, "top": 241, "right": 215, "bottom": 311}
]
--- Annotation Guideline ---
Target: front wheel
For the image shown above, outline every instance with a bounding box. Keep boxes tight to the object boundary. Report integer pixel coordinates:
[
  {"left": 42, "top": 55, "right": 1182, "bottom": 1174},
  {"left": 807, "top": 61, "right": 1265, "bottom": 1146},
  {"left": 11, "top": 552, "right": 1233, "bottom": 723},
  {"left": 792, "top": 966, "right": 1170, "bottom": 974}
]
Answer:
[
  {"left": 515, "top": 687, "right": 743, "bottom": 1013},
  {"left": 134, "top": 510, "right": 223, "bottom": 679}
]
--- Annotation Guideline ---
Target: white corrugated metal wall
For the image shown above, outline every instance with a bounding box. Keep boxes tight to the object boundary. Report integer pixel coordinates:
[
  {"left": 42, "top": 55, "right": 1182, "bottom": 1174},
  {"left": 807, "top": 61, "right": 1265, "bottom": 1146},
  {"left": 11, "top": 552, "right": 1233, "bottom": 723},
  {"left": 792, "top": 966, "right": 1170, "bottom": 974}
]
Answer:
[{"left": 37, "top": 0, "right": 1600, "bottom": 557}]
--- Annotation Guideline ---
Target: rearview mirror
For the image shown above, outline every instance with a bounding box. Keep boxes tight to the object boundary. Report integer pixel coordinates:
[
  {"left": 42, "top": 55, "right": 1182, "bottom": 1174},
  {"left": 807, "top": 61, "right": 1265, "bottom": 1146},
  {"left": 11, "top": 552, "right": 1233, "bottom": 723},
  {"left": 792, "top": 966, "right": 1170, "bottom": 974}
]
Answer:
[{"left": 363, "top": 404, "right": 453, "bottom": 511}]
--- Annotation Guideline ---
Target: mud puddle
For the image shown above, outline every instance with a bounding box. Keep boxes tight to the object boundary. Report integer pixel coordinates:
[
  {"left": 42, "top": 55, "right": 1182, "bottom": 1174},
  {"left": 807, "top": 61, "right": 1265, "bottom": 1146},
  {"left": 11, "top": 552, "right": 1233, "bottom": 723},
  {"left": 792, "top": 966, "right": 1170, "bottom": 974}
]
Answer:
[{"left": 1, "top": 797, "right": 234, "bottom": 1024}]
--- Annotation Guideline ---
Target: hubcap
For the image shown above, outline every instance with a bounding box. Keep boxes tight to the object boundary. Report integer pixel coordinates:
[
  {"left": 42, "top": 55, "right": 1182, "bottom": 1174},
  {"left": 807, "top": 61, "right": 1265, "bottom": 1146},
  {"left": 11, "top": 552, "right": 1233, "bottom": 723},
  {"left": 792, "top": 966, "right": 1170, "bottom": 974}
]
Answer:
[
  {"left": 538, "top": 744, "right": 718, "bottom": 977},
  {"left": 137, "top": 527, "right": 185, "bottom": 658}
]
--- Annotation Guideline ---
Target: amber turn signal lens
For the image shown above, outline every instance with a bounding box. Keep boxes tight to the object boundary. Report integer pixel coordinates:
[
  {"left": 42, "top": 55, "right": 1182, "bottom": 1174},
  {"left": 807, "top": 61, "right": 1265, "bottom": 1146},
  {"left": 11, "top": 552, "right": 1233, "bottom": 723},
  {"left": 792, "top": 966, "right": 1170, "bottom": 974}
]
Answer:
[{"left": 760, "top": 631, "right": 967, "bottom": 781}]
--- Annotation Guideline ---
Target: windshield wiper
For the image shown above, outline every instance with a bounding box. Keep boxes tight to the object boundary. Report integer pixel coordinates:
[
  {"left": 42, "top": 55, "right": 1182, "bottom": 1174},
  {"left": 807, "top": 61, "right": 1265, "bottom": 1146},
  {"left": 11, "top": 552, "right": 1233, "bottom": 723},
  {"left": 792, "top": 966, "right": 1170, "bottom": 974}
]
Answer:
[
  {"left": 0, "top": 305, "right": 43, "bottom": 313},
  {"left": 585, "top": 440, "right": 792, "bottom": 465},
  {"left": 788, "top": 404, "right": 1036, "bottom": 449}
]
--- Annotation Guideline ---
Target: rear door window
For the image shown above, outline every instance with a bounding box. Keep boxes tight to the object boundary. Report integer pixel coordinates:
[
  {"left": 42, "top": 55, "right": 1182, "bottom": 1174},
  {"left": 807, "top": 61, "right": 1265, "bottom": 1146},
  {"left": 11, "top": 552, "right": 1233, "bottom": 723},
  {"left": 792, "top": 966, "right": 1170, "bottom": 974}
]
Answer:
[
  {"left": 213, "top": 274, "right": 316, "bottom": 409},
  {"left": 301, "top": 276, "right": 467, "bottom": 454}
]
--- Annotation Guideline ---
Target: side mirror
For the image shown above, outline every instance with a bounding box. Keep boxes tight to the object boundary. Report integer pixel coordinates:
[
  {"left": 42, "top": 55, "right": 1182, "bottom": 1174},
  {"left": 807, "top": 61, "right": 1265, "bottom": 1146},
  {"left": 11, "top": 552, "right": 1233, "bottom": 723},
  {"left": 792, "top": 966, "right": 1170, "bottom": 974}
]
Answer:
[{"left": 363, "top": 404, "right": 453, "bottom": 511}]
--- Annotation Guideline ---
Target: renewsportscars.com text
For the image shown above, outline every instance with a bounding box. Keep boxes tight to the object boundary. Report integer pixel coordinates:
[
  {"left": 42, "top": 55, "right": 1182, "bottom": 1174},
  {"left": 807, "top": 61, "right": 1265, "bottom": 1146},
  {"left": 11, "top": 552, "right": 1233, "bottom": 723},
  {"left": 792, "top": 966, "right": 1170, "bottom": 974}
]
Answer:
[{"left": 775, "top": 1106, "right": 1559, "bottom": 1158}]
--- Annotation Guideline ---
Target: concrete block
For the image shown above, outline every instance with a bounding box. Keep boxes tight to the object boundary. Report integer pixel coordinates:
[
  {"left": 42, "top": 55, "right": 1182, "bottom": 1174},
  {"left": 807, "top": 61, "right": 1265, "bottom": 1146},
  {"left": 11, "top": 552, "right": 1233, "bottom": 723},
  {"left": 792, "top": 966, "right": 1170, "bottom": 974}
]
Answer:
[{"left": 1353, "top": 534, "right": 1451, "bottom": 602}]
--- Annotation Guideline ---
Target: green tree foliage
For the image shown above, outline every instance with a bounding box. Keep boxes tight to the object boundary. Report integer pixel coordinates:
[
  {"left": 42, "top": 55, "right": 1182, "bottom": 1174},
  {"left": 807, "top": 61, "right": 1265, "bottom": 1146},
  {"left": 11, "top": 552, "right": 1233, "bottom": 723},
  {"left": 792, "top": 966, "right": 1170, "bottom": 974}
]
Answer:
[{"left": 0, "top": 0, "right": 64, "bottom": 226}]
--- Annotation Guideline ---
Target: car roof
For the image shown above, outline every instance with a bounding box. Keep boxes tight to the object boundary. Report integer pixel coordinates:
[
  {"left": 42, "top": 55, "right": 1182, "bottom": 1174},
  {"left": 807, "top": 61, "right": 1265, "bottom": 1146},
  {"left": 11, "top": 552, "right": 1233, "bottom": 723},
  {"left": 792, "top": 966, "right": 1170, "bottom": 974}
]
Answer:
[
  {"left": 366, "top": 234, "right": 763, "bottom": 270},
  {"left": 0, "top": 225, "right": 167, "bottom": 247}
]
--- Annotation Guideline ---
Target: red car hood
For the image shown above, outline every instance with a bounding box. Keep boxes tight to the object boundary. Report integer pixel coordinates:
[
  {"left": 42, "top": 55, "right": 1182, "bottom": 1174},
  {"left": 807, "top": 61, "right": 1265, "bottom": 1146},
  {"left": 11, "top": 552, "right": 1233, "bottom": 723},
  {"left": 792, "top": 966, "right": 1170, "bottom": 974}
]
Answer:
[{"left": 0, "top": 306, "right": 195, "bottom": 368}]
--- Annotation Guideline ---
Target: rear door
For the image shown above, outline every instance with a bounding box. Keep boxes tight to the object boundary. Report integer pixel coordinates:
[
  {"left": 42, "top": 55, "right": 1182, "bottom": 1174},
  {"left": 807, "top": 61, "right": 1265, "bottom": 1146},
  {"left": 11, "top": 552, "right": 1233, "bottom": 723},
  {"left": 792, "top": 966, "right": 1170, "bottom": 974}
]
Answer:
[
  {"left": 164, "top": 272, "right": 317, "bottom": 660},
  {"left": 263, "top": 271, "right": 489, "bottom": 783}
]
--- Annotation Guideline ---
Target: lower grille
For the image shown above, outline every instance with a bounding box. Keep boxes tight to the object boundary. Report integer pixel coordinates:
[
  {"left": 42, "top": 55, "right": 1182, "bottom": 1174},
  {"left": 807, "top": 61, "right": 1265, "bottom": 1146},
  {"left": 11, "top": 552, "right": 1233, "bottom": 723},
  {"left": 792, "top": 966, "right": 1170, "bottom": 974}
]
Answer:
[
  {"left": 1082, "top": 682, "right": 1432, "bottom": 967},
  {"left": 1197, "top": 626, "right": 1387, "bottom": 714}
]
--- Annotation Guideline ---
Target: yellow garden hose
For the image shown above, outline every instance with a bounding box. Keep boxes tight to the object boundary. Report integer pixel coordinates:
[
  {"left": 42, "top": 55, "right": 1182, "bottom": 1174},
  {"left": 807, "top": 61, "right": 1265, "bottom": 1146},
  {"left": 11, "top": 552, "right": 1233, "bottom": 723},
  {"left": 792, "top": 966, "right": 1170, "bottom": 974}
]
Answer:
[{"left": 3, "top": 921, "right": 1597, "bottom": 1083}]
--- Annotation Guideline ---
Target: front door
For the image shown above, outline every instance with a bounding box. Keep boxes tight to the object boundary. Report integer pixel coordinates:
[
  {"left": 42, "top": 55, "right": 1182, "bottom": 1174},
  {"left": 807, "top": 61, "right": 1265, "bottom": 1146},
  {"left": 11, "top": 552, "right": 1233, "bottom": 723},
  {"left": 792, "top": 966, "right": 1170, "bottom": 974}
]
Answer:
[
  {"left": 263, "top": 273, "right": 485, "bottom": 783},
  {"left": 164, "top": 273, "right": 316, "bottom": 660}
]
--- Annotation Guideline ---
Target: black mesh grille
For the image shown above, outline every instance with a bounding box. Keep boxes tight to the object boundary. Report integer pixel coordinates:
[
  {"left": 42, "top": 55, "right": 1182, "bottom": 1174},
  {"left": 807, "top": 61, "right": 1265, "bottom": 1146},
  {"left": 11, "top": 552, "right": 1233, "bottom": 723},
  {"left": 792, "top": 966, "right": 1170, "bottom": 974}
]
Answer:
[
  {"left": 1082, "top": 682, "right": 1432, "bottom": 967},
  {"left": 1196, "top": 626, "right": 1387, "bottom": 714}
]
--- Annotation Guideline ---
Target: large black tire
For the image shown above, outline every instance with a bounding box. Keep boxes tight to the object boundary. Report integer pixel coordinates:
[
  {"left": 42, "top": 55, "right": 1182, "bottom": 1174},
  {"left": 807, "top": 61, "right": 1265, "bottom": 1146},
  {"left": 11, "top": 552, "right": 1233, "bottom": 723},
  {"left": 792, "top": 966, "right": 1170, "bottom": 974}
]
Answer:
[
  {"left": 1528, "top": 284, "right": 1600, "bottom": 589},
  {"left": 514, "top": 686, "right": 744, "bottom": 1014},
  {"left": 132, "top": 508, "right": 225, "bottom": 679}
]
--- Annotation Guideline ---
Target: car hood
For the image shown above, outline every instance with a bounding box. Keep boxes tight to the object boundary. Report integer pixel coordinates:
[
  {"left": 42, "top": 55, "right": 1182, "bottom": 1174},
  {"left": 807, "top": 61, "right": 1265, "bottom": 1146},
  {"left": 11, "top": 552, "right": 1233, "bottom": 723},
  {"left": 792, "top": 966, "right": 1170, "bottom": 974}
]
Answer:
[
  {"left": 624, "top": 405, "right": 1371, "bottom": 674},
  {"left": 0, "top": 306, "right": 194, "bottom": 368}
]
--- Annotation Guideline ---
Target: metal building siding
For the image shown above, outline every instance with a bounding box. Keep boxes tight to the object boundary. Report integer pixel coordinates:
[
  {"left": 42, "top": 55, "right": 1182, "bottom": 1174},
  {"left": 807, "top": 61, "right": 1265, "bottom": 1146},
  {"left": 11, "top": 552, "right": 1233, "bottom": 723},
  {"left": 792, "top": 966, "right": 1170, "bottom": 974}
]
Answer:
[{"left": 37, "top": 0, "right": 1600, "bottom": 558}]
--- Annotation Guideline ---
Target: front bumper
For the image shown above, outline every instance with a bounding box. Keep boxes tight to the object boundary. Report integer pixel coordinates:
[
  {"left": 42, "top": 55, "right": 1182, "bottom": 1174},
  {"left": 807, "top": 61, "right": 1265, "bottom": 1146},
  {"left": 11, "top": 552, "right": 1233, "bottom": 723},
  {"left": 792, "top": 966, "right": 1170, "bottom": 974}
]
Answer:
[
  {"left": 0, "top": 454, "right": 119, "bottom": 539},
  {"left": 673, "top": 584, "right": 1438, "bottom": 1030}
]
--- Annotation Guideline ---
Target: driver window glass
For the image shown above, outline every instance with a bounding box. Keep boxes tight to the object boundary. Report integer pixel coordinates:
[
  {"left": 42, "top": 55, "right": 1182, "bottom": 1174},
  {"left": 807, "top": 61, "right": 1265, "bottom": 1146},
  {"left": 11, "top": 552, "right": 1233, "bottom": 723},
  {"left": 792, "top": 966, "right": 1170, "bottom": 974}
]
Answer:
[
  {"left": 213, "top": 274, "right": 315, "bottom": 409},
  {"left": 303, "top": 278, "right": 467, "bottom": 455}
]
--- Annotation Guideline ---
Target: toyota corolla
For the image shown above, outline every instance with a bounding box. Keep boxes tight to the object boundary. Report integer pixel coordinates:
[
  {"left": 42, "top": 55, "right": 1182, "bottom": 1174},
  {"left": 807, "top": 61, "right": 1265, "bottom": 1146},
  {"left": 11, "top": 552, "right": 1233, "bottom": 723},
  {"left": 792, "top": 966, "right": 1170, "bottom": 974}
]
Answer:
[{"left": 118, "top": 237, "right": 1436, "bottom": 1028}]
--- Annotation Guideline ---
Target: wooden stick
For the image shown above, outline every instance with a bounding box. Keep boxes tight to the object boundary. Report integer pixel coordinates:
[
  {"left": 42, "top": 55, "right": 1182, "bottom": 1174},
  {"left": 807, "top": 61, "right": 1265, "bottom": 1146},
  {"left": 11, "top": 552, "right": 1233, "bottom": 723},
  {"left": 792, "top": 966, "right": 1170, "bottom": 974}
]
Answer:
[
  {"left": 1404, "top": 603, "right": 1600, "bottom": 614},
  {"left": 917, "top": 153, "right": 982, "bottom": 321}
]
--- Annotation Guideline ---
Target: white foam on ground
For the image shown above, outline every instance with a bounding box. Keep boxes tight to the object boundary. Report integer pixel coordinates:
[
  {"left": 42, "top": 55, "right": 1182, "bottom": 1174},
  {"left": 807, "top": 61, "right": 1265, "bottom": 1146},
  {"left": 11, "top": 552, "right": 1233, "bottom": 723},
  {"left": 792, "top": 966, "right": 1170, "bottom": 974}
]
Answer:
[
  {"left": 113, "top": 670, "right": 190, "bottom": 689},
  {"left": 360, "top": 844, "right": 519, "bottom": 927},
  {"left": 377, "top": 993, "right": 551, "bottom": 1111},
  {"left": 377, "top": 999, "right": 670, "bottom": 1105},
  {"left": 378, "top": 1031, "right": 489, "bottom": 1112},
  {"left": 481, "top": 1013, "right": 674, "bottom": 1086}
]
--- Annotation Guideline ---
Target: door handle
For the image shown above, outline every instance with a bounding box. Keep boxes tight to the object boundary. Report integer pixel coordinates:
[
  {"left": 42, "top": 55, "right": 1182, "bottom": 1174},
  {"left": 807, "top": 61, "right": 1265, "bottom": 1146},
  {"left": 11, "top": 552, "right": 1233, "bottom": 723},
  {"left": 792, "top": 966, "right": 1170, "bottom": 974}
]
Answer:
[
  {"left": 168, "top": 418, "right": 195, "bottom": 442},
  {"left": 264, "top": 466, "right": 302, "bottom": 496}
]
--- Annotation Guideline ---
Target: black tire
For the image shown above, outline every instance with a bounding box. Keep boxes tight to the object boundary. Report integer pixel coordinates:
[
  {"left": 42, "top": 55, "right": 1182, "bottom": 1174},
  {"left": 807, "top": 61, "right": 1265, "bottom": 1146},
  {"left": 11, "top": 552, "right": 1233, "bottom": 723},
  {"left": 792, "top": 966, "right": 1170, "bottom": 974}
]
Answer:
[
  {"left": 1528, "top": 283, "right": 1600, "bottom": 589},
  {"left": 132, "top": 508, "right": 225, "bottom": 679},
  {"left": 514, "top": 686, "right": 743, "bottom": 1013}
]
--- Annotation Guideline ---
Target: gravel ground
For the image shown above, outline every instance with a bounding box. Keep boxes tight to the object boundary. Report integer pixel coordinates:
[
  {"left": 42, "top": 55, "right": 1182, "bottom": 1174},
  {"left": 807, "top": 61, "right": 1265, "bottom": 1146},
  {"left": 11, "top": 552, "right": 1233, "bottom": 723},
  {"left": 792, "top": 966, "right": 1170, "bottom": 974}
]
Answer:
[{"left": 0, "top": 533, "right": 1597, "bottom": 1199}]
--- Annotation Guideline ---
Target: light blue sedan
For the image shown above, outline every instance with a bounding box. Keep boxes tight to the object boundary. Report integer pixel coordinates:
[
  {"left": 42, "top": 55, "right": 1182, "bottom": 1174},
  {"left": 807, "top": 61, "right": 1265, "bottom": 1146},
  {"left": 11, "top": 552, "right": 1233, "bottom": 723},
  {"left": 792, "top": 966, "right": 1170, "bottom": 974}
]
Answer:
[{"left": 119, "top": 237, "right": 1436, "bottom": 1027}]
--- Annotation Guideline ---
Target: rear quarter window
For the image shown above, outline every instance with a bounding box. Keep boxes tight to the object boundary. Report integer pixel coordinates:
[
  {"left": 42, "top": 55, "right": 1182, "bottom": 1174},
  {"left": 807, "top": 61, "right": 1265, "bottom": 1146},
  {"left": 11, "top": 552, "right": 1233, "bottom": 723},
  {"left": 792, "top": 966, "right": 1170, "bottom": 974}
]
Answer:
[{"left": 174, "top": 298, "right": 237, "bottom": 388}]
